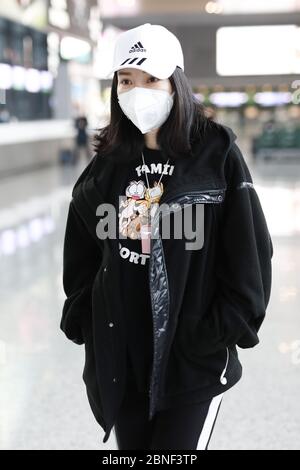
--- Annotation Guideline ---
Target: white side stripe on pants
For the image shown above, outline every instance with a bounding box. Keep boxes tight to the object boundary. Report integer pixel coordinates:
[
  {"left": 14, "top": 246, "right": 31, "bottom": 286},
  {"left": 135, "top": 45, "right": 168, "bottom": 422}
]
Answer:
[{"left": 196, "top": 392, "right": 224, "bottom": 450}]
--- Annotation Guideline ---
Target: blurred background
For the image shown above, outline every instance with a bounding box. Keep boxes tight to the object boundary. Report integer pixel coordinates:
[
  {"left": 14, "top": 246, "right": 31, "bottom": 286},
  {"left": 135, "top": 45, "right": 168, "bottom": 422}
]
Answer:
[{"left": 0, "top": 0, "right": 299, "bottom": 450}]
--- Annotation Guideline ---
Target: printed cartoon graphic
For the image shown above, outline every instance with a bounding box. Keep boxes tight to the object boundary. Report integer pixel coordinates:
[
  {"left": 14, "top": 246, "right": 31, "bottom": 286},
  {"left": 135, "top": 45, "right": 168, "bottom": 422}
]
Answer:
[{"left": 119, "top": 179, "right": 163, "bottom": 239}]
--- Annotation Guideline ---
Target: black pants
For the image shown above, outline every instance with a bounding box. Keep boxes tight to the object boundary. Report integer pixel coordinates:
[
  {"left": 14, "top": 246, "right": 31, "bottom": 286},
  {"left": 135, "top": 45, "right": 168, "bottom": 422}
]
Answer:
[{"left": 114, "top": 361, "right": 224, "bottom": 450}]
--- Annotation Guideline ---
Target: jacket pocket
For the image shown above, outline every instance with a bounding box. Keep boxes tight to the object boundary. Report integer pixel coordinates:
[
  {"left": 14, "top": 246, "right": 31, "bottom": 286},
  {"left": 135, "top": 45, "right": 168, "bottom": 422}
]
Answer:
[{"left": 174, "top": 314, "right": 231, "bottom": 386}]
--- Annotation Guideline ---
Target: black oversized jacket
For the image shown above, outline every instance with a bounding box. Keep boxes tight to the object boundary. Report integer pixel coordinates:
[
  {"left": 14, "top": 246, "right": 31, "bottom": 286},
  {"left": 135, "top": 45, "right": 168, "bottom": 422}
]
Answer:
[{"left": 60, "top": 122, "right": 273, "bottom": 444}]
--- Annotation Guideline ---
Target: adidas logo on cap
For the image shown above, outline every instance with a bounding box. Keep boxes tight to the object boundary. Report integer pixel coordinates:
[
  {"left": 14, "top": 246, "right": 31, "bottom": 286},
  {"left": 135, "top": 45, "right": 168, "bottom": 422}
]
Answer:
[{"left": 129, "top": 41, "right": 146, "bottom": 53}]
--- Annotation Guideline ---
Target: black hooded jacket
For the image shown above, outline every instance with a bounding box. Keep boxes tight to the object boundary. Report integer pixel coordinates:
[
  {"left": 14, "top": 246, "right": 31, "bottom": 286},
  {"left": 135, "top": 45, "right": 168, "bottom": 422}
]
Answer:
[{"left": 60, "top": 121, "right": 273, "bottom": 444}]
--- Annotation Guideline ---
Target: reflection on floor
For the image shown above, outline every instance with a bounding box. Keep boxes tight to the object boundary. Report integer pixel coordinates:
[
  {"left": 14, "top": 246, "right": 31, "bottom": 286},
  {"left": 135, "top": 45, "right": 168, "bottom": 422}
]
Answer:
[{"left": 0, "top": 133, "right": 300, "bottom": 450}]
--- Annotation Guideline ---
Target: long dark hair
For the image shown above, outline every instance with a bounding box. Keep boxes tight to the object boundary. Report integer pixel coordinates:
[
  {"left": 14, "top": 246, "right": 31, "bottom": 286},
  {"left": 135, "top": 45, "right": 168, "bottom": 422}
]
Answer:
[{"left": 93, "top": 66, "right": 217, "bottom": 163}]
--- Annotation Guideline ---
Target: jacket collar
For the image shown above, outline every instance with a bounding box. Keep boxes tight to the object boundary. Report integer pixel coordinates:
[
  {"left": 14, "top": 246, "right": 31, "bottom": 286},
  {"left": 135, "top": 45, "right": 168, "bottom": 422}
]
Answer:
[{"left": 74, "top": 122, "right": 236, "bottom": 198}]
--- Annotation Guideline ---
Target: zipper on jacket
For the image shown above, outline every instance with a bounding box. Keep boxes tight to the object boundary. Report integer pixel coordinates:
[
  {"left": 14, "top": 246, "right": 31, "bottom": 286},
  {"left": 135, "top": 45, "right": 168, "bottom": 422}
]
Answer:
[
  {"left": 159, "top": 188, "right": 226, "bottom": 207},
  {"left": 147, "top": 188, "right": 226, "bottom": 418},
  {"left": 148, "top": 255, "right": 161, "bottom": 406},
  {"left": 220, "top": 347, "right": 229, "bottom": 385},
  {"left": 147, "top": 235, "right": 171, "bottom": 417},
  {"left": 151, "top": 188, "right": 226, "bottom": 237}
]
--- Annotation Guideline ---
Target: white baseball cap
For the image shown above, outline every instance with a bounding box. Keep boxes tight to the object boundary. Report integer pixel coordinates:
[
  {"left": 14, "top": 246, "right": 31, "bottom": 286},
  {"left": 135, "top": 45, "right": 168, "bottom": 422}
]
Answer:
[{"left": 105, "top": 23, "right": 184, "bottom": 80}]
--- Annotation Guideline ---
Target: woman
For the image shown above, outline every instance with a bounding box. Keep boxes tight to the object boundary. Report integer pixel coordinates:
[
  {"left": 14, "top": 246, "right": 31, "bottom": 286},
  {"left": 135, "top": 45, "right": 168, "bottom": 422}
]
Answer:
[{"left": 60, "top": 23, "right": 273, "bottom": 450}]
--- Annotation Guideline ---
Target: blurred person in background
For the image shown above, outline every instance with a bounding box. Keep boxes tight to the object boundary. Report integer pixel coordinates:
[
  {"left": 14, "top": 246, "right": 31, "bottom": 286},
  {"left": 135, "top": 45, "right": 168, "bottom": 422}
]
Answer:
[
  {"left": 74, "top": 105, "right": 91, "bottom": 162},
  {"left": 0, "top": 107, "right": 10, "bottom": 123},
  {"left": 60, "top": 23, "right": 273, "bottom": 450}
]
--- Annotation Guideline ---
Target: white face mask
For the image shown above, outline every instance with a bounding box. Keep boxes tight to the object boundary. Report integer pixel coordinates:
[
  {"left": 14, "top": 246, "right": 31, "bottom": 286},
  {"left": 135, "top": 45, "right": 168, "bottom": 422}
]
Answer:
[{"left": 117, "top": 87, "right": 175, "bottom": 134}]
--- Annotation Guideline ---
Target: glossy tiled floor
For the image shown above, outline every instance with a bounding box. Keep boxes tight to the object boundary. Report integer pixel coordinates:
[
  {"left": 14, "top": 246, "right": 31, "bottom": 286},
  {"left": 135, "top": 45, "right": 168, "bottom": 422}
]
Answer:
[{"left": 0, "top": 132, "right": 299, "bottom": 450}]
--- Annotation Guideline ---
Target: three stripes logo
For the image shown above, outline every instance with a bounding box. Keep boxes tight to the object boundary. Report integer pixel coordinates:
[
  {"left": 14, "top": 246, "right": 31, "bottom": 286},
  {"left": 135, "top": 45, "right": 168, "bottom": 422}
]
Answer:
[
  {"left": 119, "top": 41, "right": 147, "bottom": 68},
  {"left": 129, "top": 41, "right": 146, "bottom": 53}
]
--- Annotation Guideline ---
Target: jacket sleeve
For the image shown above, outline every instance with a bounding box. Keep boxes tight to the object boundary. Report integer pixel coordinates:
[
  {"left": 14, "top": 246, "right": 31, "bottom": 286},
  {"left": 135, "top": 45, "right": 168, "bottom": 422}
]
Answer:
[
  {"left": 60, "top": 200, "right": 102, "bottom": 345},
  {"left": 60, "top": 158, "right": 102, "bottom": 345},
  {"left": 196, "top": 142, "right": 273, "bottom": 355}
]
